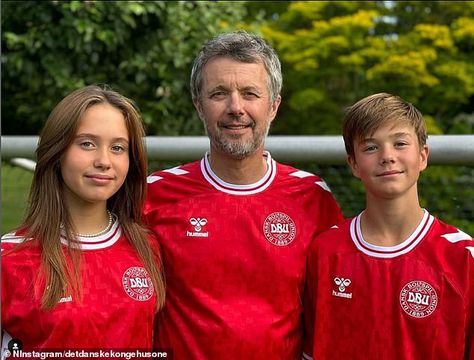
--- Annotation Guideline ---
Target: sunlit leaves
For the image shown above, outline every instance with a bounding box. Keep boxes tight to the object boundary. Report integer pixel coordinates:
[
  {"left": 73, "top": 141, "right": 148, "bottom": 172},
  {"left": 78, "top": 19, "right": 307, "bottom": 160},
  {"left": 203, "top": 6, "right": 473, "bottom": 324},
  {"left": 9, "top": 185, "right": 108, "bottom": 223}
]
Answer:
[{"left": 261, "top": 1, "right": 474, "bottom": 135}]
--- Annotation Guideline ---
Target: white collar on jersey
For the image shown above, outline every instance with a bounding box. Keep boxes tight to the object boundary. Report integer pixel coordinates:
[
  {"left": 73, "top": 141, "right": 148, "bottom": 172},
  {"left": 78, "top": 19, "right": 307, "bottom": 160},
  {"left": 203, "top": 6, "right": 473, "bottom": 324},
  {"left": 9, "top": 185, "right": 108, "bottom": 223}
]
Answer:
[
  {"left": 200, "top": 150, "right": 277, "bottom": 195},
  {"left": 2, "top": 219, "right": 122, "bottom": 252},
  {"left": 60, "top": 217, "right": 122, "bottom": 251},
  {"left": 350, "top": 209, "right": 434, "bottom": 258}
]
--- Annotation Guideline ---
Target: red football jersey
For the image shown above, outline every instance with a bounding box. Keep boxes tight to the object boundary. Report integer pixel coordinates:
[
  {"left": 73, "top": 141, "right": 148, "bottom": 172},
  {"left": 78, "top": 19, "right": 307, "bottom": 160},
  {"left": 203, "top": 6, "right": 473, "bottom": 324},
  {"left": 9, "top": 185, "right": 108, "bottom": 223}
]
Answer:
[
  {"left": 1, "top": 219, "right": 158, "bottom": 353},
  {"left": 303, "top": 210, "right": 474, "bottom": 360},
  {"left": 144, "top": 151, "right": 344, "bottom": 360}
]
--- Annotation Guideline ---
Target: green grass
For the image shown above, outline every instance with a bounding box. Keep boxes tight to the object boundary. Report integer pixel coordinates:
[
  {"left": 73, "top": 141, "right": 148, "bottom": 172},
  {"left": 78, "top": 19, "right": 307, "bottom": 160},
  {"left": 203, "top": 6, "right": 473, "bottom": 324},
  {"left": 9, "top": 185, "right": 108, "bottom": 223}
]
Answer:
[{"left": 1, "top": 163, "right": 33, "bottom": 235}]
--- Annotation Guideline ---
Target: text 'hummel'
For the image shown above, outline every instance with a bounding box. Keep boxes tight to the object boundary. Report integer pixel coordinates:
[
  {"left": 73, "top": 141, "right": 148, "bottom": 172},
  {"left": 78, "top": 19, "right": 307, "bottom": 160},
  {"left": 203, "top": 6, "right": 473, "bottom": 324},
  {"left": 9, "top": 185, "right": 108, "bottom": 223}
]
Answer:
[{"left": 187, "top": 217, "right": 209, "bottom": 238}]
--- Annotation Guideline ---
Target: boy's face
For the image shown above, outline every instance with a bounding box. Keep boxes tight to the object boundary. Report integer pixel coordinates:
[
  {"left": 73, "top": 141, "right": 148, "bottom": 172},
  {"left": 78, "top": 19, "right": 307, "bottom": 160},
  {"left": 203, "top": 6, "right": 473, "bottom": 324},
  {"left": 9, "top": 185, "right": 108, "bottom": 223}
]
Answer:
[{"left": 347, "top": 122, "right": 429, "bottom": 200}]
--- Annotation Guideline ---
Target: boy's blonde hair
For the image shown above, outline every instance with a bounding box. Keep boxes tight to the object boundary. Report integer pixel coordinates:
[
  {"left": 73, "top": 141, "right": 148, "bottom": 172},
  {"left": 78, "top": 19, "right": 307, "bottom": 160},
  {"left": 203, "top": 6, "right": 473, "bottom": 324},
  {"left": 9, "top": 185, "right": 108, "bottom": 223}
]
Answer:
[{"left": 343, "top": 93, "right": 427, "bottom": 158}]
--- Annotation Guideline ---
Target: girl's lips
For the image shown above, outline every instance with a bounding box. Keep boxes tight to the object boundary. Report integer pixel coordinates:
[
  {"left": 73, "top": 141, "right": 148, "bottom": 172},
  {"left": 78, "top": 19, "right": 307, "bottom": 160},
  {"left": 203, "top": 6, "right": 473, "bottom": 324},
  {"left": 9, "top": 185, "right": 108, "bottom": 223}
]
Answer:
[
  {"left": 85, "top": 174, "right": 114, "bottom": 184},
  {"left": 86, "top": 174, "right": 114, "bottom": 179}
]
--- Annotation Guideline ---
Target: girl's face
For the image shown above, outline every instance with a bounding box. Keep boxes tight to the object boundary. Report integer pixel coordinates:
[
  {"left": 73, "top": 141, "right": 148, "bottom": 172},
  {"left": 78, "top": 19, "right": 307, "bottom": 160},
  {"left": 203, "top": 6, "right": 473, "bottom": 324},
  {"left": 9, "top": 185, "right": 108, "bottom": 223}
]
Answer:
[{"left": 60, "top": 103, "right": 130, "bottom": 210}]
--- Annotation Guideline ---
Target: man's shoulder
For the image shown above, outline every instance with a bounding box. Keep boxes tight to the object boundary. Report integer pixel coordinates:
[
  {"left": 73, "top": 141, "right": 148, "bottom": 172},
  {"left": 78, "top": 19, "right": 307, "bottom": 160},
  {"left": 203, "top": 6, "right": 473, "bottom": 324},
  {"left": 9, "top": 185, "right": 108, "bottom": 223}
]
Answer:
[
  {"left": 147, "top": 161, "right": 206, "bottom": 194},
  {"left": 148, "top": 161, "right": 200, "bottom": 184},
  {"left": 274, "top": 161, "right": 335, "bottom": 194},
  {"left": 145, "top": 160, "right": 209, "bottom": 209}
]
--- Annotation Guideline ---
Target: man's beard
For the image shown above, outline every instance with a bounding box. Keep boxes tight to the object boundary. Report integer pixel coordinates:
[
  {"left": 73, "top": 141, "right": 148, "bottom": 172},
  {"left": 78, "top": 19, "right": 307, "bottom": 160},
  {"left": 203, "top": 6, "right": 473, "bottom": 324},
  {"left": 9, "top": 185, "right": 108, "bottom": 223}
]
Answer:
[{"left": 206, "top": 121, "right": 270, "bottom": 160}]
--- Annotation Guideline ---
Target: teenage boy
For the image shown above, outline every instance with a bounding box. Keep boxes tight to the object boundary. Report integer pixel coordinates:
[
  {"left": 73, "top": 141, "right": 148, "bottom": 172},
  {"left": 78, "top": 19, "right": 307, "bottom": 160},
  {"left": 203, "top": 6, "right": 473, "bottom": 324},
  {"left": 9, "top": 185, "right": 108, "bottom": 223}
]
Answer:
[{"left": 303, "top": 93, "right": 473, "bottom": 359}]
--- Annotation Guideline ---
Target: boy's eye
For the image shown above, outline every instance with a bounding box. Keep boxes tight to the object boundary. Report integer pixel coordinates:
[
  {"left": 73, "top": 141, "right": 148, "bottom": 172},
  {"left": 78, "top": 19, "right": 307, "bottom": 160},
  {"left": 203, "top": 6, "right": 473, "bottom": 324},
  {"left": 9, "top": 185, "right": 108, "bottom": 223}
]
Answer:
[{"left": 363, "top": 145, "right": 377, "bottom": 152}]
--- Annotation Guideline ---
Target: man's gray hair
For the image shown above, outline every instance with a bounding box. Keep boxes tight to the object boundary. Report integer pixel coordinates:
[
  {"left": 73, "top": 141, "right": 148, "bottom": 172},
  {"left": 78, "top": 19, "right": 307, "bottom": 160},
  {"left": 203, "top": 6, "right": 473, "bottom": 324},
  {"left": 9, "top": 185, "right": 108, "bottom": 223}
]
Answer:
[{"left": 190, "top": 30, "right": 282, "bottom": 103}]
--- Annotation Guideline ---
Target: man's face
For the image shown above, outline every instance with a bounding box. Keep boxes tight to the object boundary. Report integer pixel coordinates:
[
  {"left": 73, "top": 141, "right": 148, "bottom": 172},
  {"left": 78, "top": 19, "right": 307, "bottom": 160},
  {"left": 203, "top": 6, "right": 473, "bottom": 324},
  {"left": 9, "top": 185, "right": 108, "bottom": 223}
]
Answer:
[{"left": 194, "top": 57, "right": 281, "bottom": 159}]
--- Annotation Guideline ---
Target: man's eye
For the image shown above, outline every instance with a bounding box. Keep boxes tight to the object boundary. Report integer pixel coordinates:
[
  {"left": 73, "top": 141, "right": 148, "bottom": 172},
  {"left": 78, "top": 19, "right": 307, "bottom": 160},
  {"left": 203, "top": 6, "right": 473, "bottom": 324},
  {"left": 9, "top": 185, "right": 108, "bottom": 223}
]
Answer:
[
  {"left": 244, "top": 91, "right": 258, "bottom": 97},
  {"left": 243, "top": 92, "right": 258, "bottom": 98},
  {"left": 210, "top": 92, "right": 226, "bottom": 99}
]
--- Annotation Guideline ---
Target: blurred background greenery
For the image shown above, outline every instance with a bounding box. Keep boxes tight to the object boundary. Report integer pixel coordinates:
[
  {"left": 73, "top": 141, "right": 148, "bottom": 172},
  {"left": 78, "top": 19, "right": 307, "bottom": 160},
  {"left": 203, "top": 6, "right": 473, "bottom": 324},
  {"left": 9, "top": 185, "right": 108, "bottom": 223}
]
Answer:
[{"left": 2, "top": 1, "right": 473, "bottom": 234}]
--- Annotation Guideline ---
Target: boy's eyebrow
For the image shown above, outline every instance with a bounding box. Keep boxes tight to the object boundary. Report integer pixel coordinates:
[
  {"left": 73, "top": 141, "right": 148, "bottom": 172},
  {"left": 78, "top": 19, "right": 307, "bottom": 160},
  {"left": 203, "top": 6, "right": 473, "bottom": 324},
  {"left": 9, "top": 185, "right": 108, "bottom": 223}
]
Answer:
[
  {"left": 360, "top": 131, "right": 413, "bottom": 142},
  {"left": 391, "top": 131, "right": 412, "bottom": 138}
]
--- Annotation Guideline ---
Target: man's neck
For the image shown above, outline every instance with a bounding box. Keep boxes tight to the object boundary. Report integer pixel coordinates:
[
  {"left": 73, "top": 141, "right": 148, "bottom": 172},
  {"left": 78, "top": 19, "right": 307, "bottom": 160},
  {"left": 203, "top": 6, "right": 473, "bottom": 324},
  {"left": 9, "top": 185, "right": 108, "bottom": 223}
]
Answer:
[{"left": 207, "top": 149, "right": 268, "bottom": 185}]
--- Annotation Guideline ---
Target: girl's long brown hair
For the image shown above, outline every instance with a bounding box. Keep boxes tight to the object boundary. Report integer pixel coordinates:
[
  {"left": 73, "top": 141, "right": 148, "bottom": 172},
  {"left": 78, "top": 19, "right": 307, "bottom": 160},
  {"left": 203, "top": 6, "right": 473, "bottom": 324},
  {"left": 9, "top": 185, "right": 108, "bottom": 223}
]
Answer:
[{"left": 18, "top": 84, "right": 165, "bottom": 310}]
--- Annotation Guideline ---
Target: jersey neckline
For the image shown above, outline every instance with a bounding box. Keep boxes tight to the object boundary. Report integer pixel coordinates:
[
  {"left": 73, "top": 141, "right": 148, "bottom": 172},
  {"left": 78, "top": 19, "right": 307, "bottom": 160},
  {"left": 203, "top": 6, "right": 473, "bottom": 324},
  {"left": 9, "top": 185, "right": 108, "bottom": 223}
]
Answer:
[
  {"left": 350, "top": 209, "right": 434, "bottom": 258},
  {"left": 2, "top": 219, "right": 122, "bottom": 252},
  {"left": 60, "top": 218, "right": 122, "bottom": 250},
  {"left": 200, "top": 151, "right": 277, "bottom": 195}
]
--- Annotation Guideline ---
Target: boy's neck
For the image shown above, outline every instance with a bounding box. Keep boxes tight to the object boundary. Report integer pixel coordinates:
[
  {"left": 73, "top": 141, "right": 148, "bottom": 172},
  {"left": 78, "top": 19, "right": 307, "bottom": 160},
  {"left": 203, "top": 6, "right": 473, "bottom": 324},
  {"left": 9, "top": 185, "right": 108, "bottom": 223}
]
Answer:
[{"left": 360, "top": 197, "right": 425, "bottom": 247}]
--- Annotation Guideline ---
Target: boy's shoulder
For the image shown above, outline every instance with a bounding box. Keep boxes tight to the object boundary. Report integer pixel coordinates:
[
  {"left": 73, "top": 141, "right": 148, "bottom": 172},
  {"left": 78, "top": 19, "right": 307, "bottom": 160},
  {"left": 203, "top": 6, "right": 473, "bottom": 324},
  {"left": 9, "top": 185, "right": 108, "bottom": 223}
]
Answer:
[
  {"left": 275, "top": 162, "right": 334, "bottom": 193},
  {"left": 311, "top": 218, "right": 353, "bottom": 250},
  {"left": 429, "top": 217, "right": 473, "bottom": 256}
]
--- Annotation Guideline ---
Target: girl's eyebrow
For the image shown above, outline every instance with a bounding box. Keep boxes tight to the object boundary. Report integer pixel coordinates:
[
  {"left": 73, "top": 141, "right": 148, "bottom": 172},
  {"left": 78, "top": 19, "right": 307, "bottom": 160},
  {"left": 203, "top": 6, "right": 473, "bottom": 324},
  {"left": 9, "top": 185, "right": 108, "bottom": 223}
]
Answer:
[{"left": 76, "top": 133, "right": 129, "bottom": 144}]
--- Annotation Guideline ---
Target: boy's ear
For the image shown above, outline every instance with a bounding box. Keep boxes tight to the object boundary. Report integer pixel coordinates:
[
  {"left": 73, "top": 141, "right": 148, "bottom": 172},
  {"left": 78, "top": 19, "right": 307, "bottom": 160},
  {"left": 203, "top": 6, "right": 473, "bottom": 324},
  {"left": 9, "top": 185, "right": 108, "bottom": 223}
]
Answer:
[
  {"left": 419, "top": 144, "right": 429, "bottom": 172},
  {"left": 347, "top": 155, "right": 361, "bottom": 179}
]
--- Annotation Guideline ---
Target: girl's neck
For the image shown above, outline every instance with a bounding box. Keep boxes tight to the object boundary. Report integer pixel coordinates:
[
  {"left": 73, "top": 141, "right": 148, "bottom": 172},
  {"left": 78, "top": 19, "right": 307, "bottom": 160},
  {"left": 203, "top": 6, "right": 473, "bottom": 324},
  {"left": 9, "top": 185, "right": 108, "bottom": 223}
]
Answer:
[{"left": 68, "top": 204, "right": 112, "bottom": 237}]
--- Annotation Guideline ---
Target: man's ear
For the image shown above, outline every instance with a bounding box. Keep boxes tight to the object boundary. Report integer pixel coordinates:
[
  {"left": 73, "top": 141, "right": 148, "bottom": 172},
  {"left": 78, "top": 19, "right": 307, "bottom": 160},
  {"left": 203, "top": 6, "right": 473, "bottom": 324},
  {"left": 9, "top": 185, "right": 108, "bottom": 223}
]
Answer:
[
  {"left": 269, "top": 95, "right": 282, "bottom": 124},
  {"left": 193, "top": 97, "right": 204, "bottom": 122}
]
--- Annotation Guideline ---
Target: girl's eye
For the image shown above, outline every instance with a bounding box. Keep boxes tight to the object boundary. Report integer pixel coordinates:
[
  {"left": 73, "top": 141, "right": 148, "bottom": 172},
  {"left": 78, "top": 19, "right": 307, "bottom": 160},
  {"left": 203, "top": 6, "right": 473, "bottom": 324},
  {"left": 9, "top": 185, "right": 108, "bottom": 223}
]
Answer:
[
  {"left": 80, "top": 141, "right": 95, "bottom": 148},
  {"left": 111, "top": 144, "right": 127, "bottom": 153}
]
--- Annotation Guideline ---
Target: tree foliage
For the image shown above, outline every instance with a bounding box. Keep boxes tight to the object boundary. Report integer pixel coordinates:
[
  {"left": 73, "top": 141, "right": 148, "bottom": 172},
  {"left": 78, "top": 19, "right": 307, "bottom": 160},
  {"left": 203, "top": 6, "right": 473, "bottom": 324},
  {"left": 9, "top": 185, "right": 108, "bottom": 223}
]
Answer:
[
  {"left": 2, "top": 0, "right": 246, "bottom": 135},
  {"left": 3, "top": 1, "right": 472, "bottom": 136},
  {"left": 258, "top": 1, "right": 474, "bottom": 135},
  {"left": 1, "top": 1, "right": 472, "bottom": 233}
]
